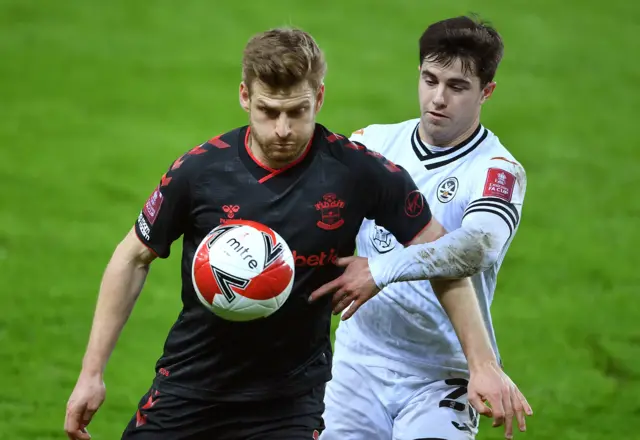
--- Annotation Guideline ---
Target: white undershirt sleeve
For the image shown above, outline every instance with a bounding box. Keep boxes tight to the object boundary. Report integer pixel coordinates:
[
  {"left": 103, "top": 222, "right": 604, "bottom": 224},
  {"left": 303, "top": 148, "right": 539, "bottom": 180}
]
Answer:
[{"left": 368, "top": 157, "right": 527, "bottom": 288}]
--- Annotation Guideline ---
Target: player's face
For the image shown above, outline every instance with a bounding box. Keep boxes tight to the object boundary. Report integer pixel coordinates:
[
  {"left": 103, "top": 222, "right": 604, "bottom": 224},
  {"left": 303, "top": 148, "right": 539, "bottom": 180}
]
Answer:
[
  {"left": 240, "top": 80, "right": 324, "bottom": 168},
  {"left": 418, "top": 57, "right": 496, "bottom": 146}
]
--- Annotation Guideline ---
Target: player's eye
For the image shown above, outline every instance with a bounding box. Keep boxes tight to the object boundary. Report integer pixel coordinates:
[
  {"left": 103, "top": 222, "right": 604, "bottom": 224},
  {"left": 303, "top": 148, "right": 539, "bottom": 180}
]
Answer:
[
  {"left": 424, "top": 78, "right": 437, "bottom": 86},
  {"left": 288, "top": 107, "right": 308, "bottom": 118},
  {"left": 449, "top": 83, "right": 468, "bottom": 92},
  {"left": 259, "top": 107, "right": 280, "bottom": 119}
]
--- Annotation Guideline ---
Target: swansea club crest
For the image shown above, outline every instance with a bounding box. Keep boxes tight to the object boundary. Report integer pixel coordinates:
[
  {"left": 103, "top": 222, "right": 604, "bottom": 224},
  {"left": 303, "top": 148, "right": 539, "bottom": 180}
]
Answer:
[{"left": 437, "top": 177, "right": 459, "bottom": 203}]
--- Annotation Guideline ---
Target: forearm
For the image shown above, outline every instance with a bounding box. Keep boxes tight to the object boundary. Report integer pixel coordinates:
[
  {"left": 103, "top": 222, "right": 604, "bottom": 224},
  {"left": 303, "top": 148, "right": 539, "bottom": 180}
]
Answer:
[
  {"left": 81, "top": 244, "right": 150, "bottom": 376},
  {"left": 430, "top": 278, "right": 497, "bottom": 368},
  {"left": 368, "top": 226, "right": 496, "bottom": 288}
]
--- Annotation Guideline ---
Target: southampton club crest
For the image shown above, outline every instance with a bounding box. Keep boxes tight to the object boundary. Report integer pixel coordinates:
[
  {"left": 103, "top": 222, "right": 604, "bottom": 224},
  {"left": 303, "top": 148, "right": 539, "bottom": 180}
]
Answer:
[
  {"left": 437, "top": 177, "right": 459, "bottom": 203},
  {"left": 370, "top": 224, "right": 396, "bottom": 254},
  {"left": 315, "top": 193, "right": 345, "bottom": 230}
]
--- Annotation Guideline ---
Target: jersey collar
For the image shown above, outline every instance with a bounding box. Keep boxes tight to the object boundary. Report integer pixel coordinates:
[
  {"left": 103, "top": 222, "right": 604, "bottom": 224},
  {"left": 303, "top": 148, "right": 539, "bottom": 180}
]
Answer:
[
  {"left": 411, "top": 123, "right": 488, "bottom": 170},
  {"left": 238, "top": 126, "right": 317, "bottom": 186}
]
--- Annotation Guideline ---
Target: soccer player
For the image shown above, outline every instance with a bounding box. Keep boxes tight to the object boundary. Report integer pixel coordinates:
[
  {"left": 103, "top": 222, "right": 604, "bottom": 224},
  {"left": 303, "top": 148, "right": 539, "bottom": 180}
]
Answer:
[
  {"left": 315, "top": 16, "right": 533, "bottom": 440},
  {"left": 64, "top": 27, "right": 524, "bottom": 440}
]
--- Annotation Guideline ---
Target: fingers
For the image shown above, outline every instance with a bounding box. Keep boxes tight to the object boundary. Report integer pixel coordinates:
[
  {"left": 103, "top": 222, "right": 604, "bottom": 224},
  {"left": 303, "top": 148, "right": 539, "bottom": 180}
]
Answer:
[
  {"left": 341, "top": 297, "right": 365, "bottom": 320},
  {"left": 331, "top": 288, "right": 348, "bottom": 310},
  {"left": 515, "top": 388, "right": 533, "bottom": 432},
  {"left": 501, "top": 386, "right": 514, "bottom": 439},
  {"left": 82, "top": 406, "right": 98, "bottom": 429},
  {"left": 308, "top": 278, "right": 342, "bottom": 303},
  {"left": 335, "top": 256, "right": 356, "bottom": 266},
  {"left": 487, "top": 390, "right": 505, "bottom": 429},
  {"left": 467, "top": 391, "right": 492, "bottom": 418},
  {"left": 520, "top": 390, "right": 533, "bottom": 416},
  {"left": 65, "top": 402, "right": 92, "bottom": 440},
  {"left": 76, "top": 427, "right": 91, "bottom": 440},
  {"left": 504, "top": 384, "right": 533, "bottom": 439},
  {"left": 513, "top": 391, "right": 527, "bottom": 434},
  {"left": 332, "top": 289, "right": 357, "bottom": 316}
]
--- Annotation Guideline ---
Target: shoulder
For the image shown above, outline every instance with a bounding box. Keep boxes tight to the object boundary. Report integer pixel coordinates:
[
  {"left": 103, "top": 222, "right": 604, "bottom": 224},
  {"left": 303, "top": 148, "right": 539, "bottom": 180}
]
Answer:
[
  {"left": 350, "top": 118, "right": 420, "bottom": 138},
  {"left": 349, "top": 118, "right": 420, "bottom": 150},
  {"left": 467, "top": 128, "right": 527, "bottom": 201},
  {"left": 473, "top": 129, "right": 526, "bottom": 175},
  {"left": 170, "top": 127, "right": 241, "bottom": 176},
  {"left": 316, "top": 124, "right": 403, "bottom": 174},
  {"left": 161, "top": 127, "right": 242, "bottom": 184}
]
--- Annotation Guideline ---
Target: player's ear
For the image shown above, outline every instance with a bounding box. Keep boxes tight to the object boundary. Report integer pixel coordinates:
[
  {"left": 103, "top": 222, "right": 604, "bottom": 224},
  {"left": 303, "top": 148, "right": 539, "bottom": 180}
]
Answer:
[
  {"left": 239, "top": 82, "right": 251, "bottom": 112},
  {"left": 314, "top": 83, "right": 325, "bottom": 113},
  {"left": 480, "top": 81, "right": 496, "bottom": 104}
]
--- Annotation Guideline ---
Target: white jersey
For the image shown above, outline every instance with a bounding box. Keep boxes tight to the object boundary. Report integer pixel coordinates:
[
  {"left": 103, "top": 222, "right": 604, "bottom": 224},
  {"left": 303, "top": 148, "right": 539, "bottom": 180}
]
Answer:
[{"left": 334, "top": 118, "right": 527, "bottom": 378}]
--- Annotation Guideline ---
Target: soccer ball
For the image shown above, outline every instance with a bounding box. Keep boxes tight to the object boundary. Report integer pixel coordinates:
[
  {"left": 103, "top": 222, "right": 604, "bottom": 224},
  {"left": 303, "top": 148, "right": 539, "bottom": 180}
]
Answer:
[{"left": 191, "top": 220, "right": 295, "bottom": 321}]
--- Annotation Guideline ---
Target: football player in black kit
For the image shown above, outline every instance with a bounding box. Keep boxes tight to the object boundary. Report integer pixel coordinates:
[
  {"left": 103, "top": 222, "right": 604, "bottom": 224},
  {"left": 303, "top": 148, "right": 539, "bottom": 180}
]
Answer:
[{"left": 65, "top": 27, "right": 522, "bottom": 440}]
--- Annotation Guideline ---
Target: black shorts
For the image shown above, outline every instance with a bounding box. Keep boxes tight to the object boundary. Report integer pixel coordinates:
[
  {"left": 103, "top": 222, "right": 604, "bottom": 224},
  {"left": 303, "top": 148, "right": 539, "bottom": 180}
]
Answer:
[{"left": 121, "top": 384, "right": 325, "bottom": 440}]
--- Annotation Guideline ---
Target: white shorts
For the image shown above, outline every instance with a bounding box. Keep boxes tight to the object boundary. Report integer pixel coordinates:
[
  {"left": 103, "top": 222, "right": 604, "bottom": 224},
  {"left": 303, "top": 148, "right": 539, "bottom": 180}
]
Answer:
[{"left": 321, "top": 357, "right": 479, "bottom": 440}]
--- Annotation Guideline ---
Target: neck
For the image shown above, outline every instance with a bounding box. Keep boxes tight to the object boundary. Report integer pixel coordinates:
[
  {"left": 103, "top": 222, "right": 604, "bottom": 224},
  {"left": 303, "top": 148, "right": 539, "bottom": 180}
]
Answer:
[{"left": 418, "top": 115, "right": 480, "bottom": 148}]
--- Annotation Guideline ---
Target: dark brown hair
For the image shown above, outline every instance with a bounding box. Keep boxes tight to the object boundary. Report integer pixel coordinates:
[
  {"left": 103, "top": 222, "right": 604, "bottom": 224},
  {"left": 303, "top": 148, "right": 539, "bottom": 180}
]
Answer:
[
  {"left": 242, "top": 27, "right": 327, "bottom": 92},
  {"left": 419, "top": 15, "right": 504, "bottom": 86}
]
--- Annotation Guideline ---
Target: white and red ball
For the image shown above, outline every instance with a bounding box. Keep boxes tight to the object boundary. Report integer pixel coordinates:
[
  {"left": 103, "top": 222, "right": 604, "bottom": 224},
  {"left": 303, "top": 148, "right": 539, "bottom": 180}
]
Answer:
[{"left": 192, "top": 220, "right": 295, "bottom": 321}]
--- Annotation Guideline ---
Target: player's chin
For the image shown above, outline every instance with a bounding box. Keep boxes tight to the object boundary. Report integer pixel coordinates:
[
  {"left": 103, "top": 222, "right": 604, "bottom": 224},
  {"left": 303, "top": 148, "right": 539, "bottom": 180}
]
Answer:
[
  {"left": 268, "top": 146, "right": 302, "bottom": 161},
  {"left": 425, "top": 114, "right": 450, "bottom": 126}
]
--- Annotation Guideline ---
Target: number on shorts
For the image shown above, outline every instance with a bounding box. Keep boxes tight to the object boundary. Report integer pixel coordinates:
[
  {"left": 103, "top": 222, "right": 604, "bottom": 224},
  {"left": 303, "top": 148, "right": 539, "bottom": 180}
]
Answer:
[
  {"left": 438, "top": 378, "right": 468, "bottom": 412},
  {"left": 438, "top": 379, "right": 479, "bottom": 432}
]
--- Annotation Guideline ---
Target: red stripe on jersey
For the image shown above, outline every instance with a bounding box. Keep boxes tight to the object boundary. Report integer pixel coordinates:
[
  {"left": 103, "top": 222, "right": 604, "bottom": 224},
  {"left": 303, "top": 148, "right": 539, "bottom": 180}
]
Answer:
[
  {"left": 326, "top": 132, "right": 345, "bottom": 143},
  {"left": 187, "top": 144, "right": 208, "bottom": 155},
  {"left": 160, "top": 173, "right": 172, "bottom": 187},
  {"left": 209, "top": 135, "right": 230, "bottom": 149}
]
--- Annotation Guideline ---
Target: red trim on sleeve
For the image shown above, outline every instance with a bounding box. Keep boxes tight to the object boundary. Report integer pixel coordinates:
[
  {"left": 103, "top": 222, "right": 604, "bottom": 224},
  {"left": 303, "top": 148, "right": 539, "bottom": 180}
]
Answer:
[
  {"left": 134, "top": 226, "right": 161, "bottom": 258},
  {"left": 401, "top": 217, "right": 433, "bottom": 246}
]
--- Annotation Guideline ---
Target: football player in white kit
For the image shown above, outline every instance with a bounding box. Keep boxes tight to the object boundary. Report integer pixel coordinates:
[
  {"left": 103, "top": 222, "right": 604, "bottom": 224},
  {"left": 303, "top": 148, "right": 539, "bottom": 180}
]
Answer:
[{"left": 315, "top": 16, "right": 533, "bottom": 440}]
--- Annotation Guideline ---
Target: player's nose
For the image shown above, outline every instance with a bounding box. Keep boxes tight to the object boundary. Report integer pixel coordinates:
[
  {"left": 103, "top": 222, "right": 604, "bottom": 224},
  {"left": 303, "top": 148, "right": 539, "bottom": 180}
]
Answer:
[
  {"left": 432, "top": 85, "right": 447, "bottom": 107},
  {"left": 275, "top": 115, "right": 292, "bottom": 138}
]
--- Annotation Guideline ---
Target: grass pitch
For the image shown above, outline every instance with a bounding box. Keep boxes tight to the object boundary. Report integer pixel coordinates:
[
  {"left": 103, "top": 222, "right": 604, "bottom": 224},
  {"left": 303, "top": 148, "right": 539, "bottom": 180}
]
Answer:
[{"left": 1, "top": 0, "right": 638, "bottom": 438}]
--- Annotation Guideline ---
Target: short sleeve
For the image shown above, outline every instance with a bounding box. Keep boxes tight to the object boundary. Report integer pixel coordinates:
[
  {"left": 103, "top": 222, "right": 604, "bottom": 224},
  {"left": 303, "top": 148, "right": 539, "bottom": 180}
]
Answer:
[
  {"left": 134, "top": 154, "right": 193, "bottom": 258},
  {"left": 462, "top": 157, "right": 527, "bottom": 237},
  {"left": 357, "top": 144, "right": 433, "bottom": 244}
]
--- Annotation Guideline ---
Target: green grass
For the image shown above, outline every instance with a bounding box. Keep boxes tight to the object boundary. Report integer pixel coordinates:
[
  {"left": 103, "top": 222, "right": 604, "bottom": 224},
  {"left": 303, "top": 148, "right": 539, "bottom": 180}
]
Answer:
[{"left": 1, "top": 0, "right": 639, "bottom": 438}]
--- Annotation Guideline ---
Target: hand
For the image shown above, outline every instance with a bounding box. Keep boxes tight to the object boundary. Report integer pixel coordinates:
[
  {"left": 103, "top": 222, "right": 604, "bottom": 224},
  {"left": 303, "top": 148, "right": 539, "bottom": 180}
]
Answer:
[
  {"left": 308, "top": 256, "right": 380, "bottom": 320},
  {"left": 467, "top": 361, "right": 533, "bottom": 439},
  {"left": 64, "top": 372, "right": 106, "bottom": 440}
]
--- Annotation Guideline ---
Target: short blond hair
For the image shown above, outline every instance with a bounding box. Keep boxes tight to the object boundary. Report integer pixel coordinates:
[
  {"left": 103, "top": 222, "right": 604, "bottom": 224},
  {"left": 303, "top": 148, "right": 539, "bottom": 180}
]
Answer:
[{"left": 242, "top": 27, "right": 327, "bottom": 92}]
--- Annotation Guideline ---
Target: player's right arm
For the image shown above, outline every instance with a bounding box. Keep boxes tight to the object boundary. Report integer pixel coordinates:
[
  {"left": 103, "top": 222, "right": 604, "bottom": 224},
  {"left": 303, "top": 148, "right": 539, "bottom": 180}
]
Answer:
[
  {"left": 368, "top": 158, "right": 526, "bottom": 284},
  {"left": 64, "top": 229, "right": 155, "bottom": 440},
  {"left": 64, "top": 149, "right": 195, "bottom": 440}
]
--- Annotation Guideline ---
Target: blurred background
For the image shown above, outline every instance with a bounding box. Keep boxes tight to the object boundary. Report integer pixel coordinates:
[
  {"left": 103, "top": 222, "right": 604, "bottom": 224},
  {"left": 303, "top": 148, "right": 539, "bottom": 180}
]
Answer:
[{"left": 1, "top": 0, "right": 638, "bottom": 438}]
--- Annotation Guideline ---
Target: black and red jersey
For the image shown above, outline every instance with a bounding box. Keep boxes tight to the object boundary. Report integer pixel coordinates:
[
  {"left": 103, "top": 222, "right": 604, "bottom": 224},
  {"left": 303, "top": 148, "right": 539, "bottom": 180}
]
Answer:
[{"left": 134, "top": 123, "right": 432, "bottom": 401}]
